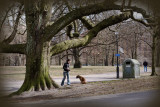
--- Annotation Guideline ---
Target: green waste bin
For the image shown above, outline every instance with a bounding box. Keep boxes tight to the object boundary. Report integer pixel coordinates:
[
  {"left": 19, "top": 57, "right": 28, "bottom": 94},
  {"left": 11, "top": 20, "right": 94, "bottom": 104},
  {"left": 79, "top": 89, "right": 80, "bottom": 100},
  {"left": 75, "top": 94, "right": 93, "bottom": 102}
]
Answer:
[{"left": 122, "top": 59, "right": 140, "bottom": 78}]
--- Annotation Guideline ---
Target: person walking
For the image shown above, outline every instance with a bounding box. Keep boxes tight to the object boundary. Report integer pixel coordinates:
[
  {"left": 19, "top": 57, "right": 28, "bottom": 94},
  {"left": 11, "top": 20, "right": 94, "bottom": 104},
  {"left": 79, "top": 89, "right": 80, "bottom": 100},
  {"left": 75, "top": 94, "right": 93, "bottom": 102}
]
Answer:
[
  {"left": 143, "top": 60, "right": 148, "bottom": 72},
  {"left": 61, "top": 59, "right": 71, "bottom": 86}
]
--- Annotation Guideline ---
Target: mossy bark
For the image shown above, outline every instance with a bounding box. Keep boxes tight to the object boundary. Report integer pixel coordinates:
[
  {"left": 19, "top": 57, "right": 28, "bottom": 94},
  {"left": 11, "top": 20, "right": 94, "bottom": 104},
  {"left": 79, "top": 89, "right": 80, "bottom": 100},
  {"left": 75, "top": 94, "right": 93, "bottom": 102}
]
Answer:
[
  {"left": 10, "top": 0, "right": 59, "bottom": 95},
  {"left": 12, "top": 42, "right": 59, "bottom": 95},
  {"left": 0, "top": 43, "right": 26, "bottom": 54}
]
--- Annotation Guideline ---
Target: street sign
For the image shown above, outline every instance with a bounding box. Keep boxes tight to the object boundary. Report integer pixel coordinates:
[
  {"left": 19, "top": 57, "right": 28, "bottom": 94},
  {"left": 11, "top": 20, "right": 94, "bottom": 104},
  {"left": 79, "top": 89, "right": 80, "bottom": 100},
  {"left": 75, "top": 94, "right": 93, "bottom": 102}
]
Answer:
[
  {"left": 115, "top": 54, "right": 120, "bottom": 57},
  {"left": 119, "top": 46, "right": 124, "bottom": 54}
]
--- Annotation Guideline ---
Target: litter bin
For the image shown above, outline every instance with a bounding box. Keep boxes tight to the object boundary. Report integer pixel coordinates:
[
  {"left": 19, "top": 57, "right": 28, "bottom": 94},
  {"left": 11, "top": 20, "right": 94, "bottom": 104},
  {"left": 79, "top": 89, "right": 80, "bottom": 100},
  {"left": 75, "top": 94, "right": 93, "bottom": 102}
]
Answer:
[{"left": 122, "top": 59, "right": 140, "bottom": 78}]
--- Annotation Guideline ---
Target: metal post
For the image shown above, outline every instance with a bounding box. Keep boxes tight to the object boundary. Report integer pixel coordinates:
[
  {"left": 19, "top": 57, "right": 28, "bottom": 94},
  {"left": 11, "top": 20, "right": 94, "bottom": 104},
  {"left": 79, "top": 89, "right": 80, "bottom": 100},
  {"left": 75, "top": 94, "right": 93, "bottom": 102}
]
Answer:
[{"left": 115, "top": 32, "right": 119, "bottom": 78}]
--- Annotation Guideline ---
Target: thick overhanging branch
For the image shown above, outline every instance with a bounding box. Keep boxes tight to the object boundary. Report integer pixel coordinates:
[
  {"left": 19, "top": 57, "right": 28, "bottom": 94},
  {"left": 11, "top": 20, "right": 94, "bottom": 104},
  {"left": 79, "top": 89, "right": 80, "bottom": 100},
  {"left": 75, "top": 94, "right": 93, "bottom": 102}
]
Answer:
[
  {"left": 65, "top": 1, "right": 80, "bottom": 38},
  {"left": 79, "top": 17, "right": 94, "bottom": 30},
  {"left": 43, "top": 1, "right": 152, "bottom": 42},
  {"left": 0, "top": 43, "right": 26, "bottom": 54},
  {"left": 131, "top": 17, "right": 150, "bottom": 27},
  {"left": 124, "top": 6, "right": 155, "bottom": 26},
  {"left": 125, "top": 6, "right": 149, "bottom": 19},
  {"left": 43, "top": 2, "right": 121, "bottom": 41},
  {"left": 121, "top": 9, "right": 152, "bottom": 27},
  {"left": 50, "top": 12, "right": 132, "bottom": 56},
  {"left": 130, "top": 11, "right": 151, "bottom": 27}
]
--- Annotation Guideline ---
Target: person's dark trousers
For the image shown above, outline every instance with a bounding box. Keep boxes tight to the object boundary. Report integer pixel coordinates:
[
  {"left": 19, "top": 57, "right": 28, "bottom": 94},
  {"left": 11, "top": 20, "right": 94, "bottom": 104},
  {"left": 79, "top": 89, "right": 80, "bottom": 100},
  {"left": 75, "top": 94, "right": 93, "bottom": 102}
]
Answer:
[
  {"left": 61, "top": 71, "right": 70, "bottom": 86},
  {"left": 144, "top": 66, "right": 147, "bottom": 72}
]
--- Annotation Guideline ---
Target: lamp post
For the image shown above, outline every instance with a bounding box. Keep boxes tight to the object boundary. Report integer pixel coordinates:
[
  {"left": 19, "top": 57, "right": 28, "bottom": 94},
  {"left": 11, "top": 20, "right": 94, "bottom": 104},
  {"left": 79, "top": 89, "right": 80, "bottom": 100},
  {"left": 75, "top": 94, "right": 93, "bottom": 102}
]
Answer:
[{"left": 115, "top": 32, "right": 119, "bottom": 78}]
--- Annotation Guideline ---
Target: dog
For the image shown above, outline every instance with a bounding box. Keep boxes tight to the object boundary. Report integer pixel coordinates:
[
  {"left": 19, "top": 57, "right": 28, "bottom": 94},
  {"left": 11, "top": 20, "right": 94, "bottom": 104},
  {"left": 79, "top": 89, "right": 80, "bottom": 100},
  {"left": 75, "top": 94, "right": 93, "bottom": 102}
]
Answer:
[{"left": 76, "top": 75, "right": 86, "bottom": 84}]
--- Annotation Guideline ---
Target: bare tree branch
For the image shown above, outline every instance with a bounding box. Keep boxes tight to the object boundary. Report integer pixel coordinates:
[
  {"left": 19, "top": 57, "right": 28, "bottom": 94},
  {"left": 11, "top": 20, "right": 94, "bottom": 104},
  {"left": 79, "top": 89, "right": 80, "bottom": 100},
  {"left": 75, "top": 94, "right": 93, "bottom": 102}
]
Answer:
[
  {"left": 17, "top": 29, "right": 27, "bottom": 35},
  {"left": 50, "top": 11, "right": 132, "bottom": 56},
  {"left": 140, "top": 38, "right": 152, "bottom": 48},
  {"left": 60, "top": 54, "right": 73, "bottom": 59},
  {"left": 2, "top": 4, "right": 23, "bottom": 44},
  {"left": 44, "top": 1, "right": 152, "bottom": 42},
  {"left": 121, "top": 0, "right": 126, "bottom": 11},
  {"left": 79, "top": 41, "right": 117, "bottom": 51},
  {"left": 128, "top": 0, "right": 132, "bottom": 7},
  {"left": 0, "top": 5, "right": 14, "bottom": 32},
  {"left": 43, "top": 2, "right": 122, "bottom": 41}
]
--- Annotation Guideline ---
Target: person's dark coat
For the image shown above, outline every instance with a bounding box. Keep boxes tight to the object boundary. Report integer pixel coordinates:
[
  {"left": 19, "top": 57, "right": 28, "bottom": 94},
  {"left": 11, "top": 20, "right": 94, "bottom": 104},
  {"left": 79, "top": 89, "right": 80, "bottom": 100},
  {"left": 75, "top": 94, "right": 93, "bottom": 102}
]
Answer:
[
  {"left": 63, "top": 62, "right": 70, "bottom": 72},
  {"left": 143, "top": 61, "right": 148, "bottom": 66}
]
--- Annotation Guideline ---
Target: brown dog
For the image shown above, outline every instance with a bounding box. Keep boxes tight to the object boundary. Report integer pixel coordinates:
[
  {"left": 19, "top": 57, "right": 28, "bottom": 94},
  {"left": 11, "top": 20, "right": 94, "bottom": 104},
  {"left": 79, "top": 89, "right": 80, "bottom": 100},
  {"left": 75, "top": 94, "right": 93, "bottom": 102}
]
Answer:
[{"left": 76, "top": 75, "right": 86, "bottom": 84}]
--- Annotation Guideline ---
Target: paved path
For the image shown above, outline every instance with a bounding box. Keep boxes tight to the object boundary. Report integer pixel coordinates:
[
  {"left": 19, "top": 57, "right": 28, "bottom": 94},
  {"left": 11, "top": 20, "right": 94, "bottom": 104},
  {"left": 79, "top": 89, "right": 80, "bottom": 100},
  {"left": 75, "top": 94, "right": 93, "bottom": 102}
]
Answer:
[
  {"left": 1, "top": 69, "right": 151, "bottom": 94},
  {"left": 15, "top": 89, "right": 160, "bottom": 107},
  {"left": 53, "top": 71, "right": 123, "bottom": 84}
]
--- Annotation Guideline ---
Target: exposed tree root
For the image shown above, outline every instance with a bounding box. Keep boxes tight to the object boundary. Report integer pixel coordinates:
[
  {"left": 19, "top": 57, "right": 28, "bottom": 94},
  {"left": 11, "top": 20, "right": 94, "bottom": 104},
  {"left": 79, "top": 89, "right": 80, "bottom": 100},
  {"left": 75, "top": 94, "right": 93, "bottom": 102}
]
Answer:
[{"left": 9, "top": 75, "right": 59, "bottom": 97}]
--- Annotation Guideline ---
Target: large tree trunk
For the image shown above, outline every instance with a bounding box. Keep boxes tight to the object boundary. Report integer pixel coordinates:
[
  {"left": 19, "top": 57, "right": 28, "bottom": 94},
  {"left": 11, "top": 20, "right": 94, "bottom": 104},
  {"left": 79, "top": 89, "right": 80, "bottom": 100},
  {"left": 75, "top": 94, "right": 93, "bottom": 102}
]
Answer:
[
  {"left": 155, "top": 37, "right": 160, "bottom": 67},
  {"left": 105, "top": 47, "right": 110, "bottom": 66},
  {"left": 66, "top": 50, "right": 69, "bottom": 60},
  {"left": 134, "top": 35, "right": 138, "bottom": 59},
  {"left": 151, "top": 34, "right": 156, "bottom": 76},
  {"left": 73, "top": 48, "right": 82, "bottom": 68},
  {"left": 131, "top": 49, "right": 134, "bottom": 59},
  {"left": 111, "top": 51, "right": 115, "bottom": 66},
  {"left": 58, "top": 54, "right": 62, "bottom": 66},
  {"left": 14, "top": 42, "right": 59, "bottom": 95},
  {"left": 85, "top": 54, "right": 89, "bottom": 66},
  {"left": 11, "top": 0, "right": 59, "bottom": 95},
  {"left": 105, "top": 53, "right": 109, "bottom": 66},
  {"left": 155, "top": 26, "right": 160, "bottom": 75},
  {"left": 134, "top": 43, "right": 137, "bottom": 59}
]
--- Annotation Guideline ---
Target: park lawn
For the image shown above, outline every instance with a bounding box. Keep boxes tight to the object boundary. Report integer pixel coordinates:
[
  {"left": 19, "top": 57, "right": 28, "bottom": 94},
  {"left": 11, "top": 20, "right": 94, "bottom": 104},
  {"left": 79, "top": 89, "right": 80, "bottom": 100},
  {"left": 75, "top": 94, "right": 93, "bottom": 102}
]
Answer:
[
  {"left": 0, "top": 66, "right": 150, "bottom": 81},
  {"left": 0, "top": 66, "right": 118, "bottom": 81},
  {"left": 49, "top": 66, "right": 119, "bottom": 76}
]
